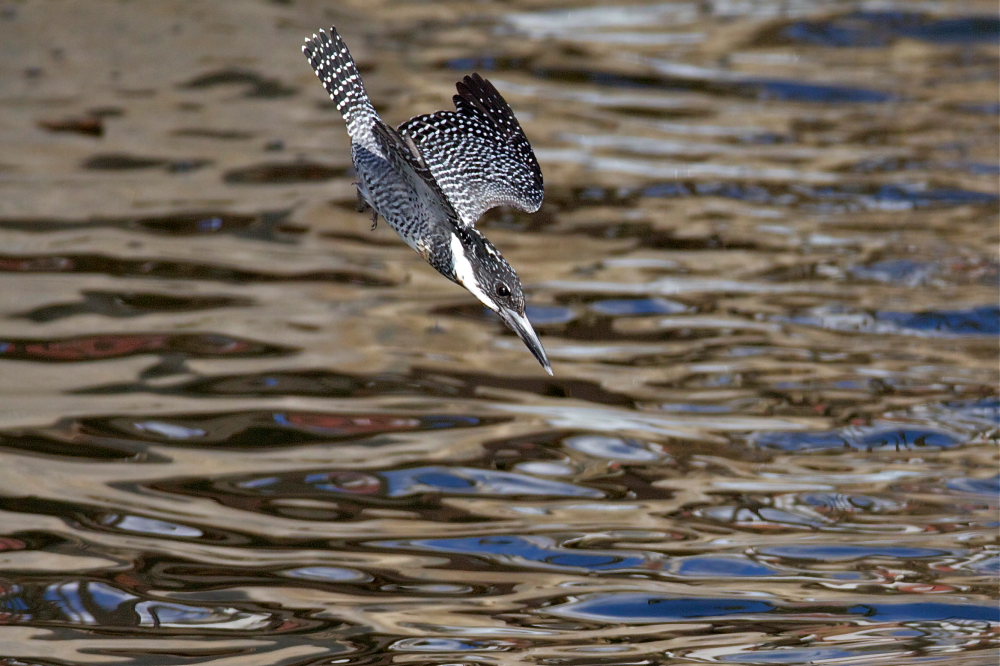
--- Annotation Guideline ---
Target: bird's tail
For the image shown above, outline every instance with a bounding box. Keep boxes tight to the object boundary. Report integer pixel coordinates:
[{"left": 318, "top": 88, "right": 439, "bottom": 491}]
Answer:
[{"left": 302, "top": 27, "right": 376, "bottom": 139}]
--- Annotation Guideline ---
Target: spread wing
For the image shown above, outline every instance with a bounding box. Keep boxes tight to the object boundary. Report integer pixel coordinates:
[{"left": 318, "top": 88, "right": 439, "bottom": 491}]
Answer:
[
  {"left": 398, "top": 73, "right": 544, "bottom": 228},
  {"left": 370, "top": 119, "right": 463, "bottom": 273}
]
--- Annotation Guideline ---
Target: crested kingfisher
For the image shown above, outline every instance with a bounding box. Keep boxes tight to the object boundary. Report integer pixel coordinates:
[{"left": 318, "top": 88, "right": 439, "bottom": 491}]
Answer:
[{"left": 302, "top": 27, "right": 552, "bottom": 375}]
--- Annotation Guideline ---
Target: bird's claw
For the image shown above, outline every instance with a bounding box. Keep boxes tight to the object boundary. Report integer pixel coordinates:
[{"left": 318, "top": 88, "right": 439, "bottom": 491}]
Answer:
[{"left": 356, "top": 186, "right": 378, "bottom": 229}]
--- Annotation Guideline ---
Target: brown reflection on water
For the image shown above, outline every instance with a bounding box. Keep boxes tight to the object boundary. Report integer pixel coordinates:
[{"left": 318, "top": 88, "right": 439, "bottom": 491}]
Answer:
[{"left": 0, "top": 0, "right": 997, "bottom": 664}]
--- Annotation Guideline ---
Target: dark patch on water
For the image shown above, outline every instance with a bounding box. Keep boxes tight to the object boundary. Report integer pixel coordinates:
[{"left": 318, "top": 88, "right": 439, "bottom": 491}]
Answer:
[
  {"left": 133, "top": 211, "right": 258, "bottom": 235},
  {"left": 0, "top": 332, "right": 291, "bottom": 362},
  {"left": 574, "top": 220, "right": 764, "bottom": 251},
  {"left": 171, "top": 127, "right": 255, "bottom": 140},
  {"left": 530, "top": 66, "right": 893, "bottom": 103},
  {"left": 0, "top": 430, "right": 152, "bottom": 460},
  {"left": 444, "top": 56, "right": 506, "bottom": 72},
  {"left": 757, "top": 12, "right": 1000, "bottom": 49},
  {"left": 223, "top": 161, "right": 349, "bottom": 184},
  {"left": 0, "top": 209, "right": 292, "bottom": 238},
  {"left": 0, "top": 252, "right": 393, "bottom": 285},
  {"left": 180, "top": 68, "right": 297, "bottom": 98},
  {"left": 13, "top": 291, "right": 252, "bottom": 322},
  {"left": 82, "top": 153, "right": 211, "bottom": 172},
  {"left": 38, "top": 114, "right": 104, "bottom": 136}
]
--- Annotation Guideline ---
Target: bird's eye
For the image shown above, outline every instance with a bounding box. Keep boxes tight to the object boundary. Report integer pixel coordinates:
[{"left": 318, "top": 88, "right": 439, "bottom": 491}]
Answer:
[{"left": 496, "top": 282, "right": 511, "bottom": 298}]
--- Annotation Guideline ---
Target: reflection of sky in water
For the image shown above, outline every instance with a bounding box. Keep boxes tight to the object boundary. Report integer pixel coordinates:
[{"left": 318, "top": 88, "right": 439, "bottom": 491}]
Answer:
[
  {"left": 781, "top": 305, "right": 999, "bottom": 336},
  {"left": 588, "top": 297, "right": 688, "bottom": 316},
  {"left": 281, "top": 566, "right": 372, "bottom": 583},
  {"left": 239, "top": 466, "right": 605, "bottom": 499},
  {"left": 758, "top": 544, "right": 957, "bottom": 562},
  {"left": 101, "top": 514, "right": 203, "bottom": 537},
  {"left": 754, "top": 425, "right": 963, "bottom": 452},
  {"left": 947, "top": 474, "right": 1000, "bottom": 496},
  {"left": 34, "top": 581, "right": 274, "bottom": 630},
  {"left": 547, "top": 592, "right": 999, "bottom": 624},
  {"left": 382, "top": 466, "right": 603, "bottom": 498},
  {"left": 372, "top": 534, "right": 657, "bottom": 572}
]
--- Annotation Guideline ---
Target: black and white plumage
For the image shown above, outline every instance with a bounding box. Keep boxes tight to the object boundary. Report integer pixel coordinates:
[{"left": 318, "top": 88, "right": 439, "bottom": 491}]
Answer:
[
  {"left": 302, "top": 27, "right": 551, "bottom": 374},
  {"left": 399, "top": 73, "right": 544, "bottom": 227}
]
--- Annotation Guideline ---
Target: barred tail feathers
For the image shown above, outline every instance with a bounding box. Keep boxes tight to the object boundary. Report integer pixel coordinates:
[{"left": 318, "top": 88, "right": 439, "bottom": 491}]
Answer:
[{"left": 302, "top": 27, "right": 375, "bottom": 138}]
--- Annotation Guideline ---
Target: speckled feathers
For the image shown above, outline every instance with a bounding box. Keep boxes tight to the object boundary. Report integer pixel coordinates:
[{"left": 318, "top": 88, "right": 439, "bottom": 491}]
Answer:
[
  {"left": 301, "top": 26, "right": 551, "bottom": 373},
  {"left": 302, "top": 28, "right": 376, "bottom": 141},
  {"left": 400, "top": 73, "right": 544, "bottom": 227}
]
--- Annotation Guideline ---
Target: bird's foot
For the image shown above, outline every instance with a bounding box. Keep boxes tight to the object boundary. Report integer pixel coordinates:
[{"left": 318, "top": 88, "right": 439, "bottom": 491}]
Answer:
[
  {"left": 355, "top": 187, "right": 370, "bottom": 214},
  {"left": 355, "top": 187, "right": 378, "bottom": 229}
]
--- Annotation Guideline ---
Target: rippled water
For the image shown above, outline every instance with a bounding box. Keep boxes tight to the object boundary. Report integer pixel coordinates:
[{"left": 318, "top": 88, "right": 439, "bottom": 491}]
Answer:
[{"left": 1, "top": 1, "right": 998, "bottom": 664}]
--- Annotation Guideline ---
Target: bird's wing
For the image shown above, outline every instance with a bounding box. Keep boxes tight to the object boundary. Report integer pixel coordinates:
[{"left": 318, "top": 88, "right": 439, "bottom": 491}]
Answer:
[
  {"left": 398, "top": 73, "right": 544, "bottom": 228},
  {"left": 371, "top": 119, "right": 456, "bottom": 220},
  {"left": 302, "top": 27, "right": 377, "bottom": 141},
  {"left": 370, "top": 119, "right": 463, "bottom": 269}
]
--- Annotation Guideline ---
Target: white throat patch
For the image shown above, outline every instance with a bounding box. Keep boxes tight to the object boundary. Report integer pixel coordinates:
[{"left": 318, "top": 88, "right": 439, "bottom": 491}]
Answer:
[{"left": 450, "top": 233, "right": 498, "bottom": 312}]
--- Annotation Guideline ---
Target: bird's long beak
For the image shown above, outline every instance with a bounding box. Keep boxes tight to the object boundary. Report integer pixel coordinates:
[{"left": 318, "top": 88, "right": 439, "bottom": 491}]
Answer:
[{"left": 498, "top": 308, "right": 553, "bottom": 375}]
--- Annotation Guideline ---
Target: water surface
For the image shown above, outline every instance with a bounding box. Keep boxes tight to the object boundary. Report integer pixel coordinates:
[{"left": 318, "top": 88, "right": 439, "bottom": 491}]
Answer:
[{"left": 0, "top": 0, "right": 997, "bottom": 664}]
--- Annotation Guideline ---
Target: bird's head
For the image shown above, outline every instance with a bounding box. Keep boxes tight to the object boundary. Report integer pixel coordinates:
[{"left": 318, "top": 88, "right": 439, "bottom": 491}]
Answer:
[{"left": 447, "top": 230, "right": 551, "bottom": 375}]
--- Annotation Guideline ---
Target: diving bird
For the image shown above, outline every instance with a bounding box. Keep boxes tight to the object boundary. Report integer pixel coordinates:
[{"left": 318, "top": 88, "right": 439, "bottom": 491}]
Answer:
[{"left": 302, "top": 27, "right": 551, "bottom": 375}]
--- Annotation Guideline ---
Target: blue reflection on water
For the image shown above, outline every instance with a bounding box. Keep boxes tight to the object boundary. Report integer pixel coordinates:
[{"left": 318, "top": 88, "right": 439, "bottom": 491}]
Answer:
[
  {"left": 589, "top": 297, "right": 687, "bottom": 316},
  {"left": 642, "top": 180, "right": 997, "bottom": 209},
  {"left": 782, "top": 12, "right": 1000, "bottom": 47},
  {"left": 754, "top": 425, "right": 962, "bottom": 452},
  {"left": 548, "top": 592, "right": 1000, "bottom": 625},
  {"left": 384, "top": 466, "right": 603, "bottom": 498},
  {"left": 877, "top": 306, "right": 999, "bottom": 336},
  {"left": 947, "top": 474, "right": 1000, "bottom": 496},
  {"left": 525, "top": 304, "right": 576, "bottom": 325},
  {"left": 759, "top": 544, "right": 956, "bottom": 562},
  {"left": 672, "top": 555, "right": 778, "bottom": 577},
  {"left": 550, "top": 593, "right": 776, "bottom": 622},
  {"left": 751, "top": 79, "right": 894, "bottom": 103},
  {"left": 375, "top": 534, "right": 655, "bottom": 572},
  {"left": 849, "top": 602, "right": 1000, "bottom": 623}
]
